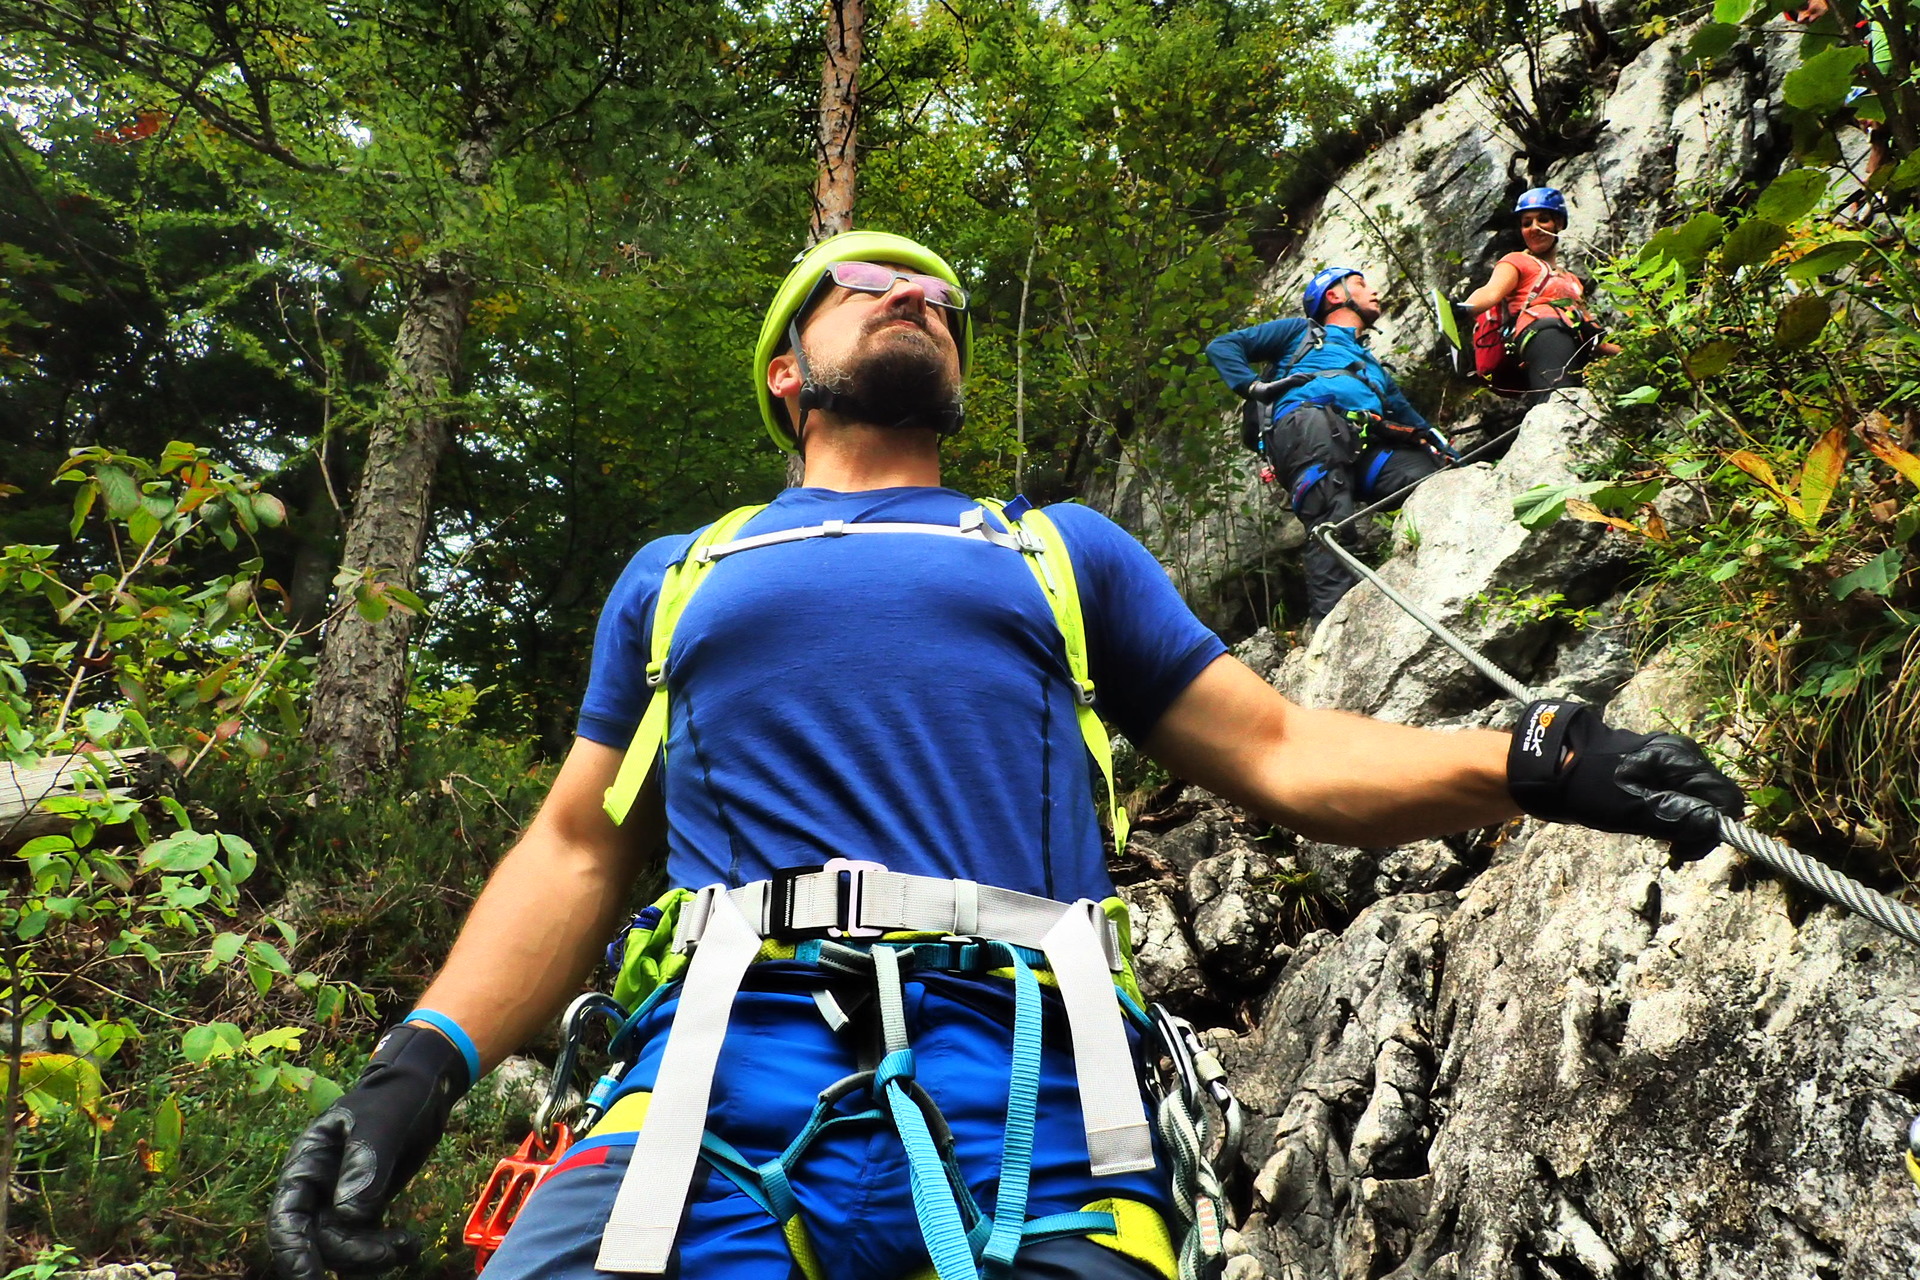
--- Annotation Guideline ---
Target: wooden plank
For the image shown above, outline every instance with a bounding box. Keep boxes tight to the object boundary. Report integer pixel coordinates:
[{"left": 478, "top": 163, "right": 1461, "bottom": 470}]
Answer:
[{"left": 0, "top": 748, "right": 150, "bottom": 844}]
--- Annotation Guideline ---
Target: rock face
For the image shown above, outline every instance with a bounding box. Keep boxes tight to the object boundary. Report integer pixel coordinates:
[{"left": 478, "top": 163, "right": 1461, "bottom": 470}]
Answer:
[
  {"left": 1110, "top": 21, "right": 1799, "bottom": 614},
  {"left": 1104, "top": 17, "right": 1920, "bottom": 1278}
]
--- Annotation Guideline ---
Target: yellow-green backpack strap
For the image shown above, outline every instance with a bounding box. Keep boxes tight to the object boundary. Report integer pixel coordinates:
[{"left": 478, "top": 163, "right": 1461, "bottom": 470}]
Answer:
[
  {"left": 603, "top": 504, "right": 768, "bottom": 824},
  {"left": 984, "top": 500, "right": 1131, "bottom": 858}
]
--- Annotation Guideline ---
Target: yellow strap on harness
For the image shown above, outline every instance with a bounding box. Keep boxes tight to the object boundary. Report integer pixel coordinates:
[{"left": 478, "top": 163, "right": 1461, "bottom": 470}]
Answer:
[
  {"left": 978, "top": 499, "right": 1129, "bottom": 859},
  {"left": 603, "top": 504, "right": 768, "bottom": 824}
]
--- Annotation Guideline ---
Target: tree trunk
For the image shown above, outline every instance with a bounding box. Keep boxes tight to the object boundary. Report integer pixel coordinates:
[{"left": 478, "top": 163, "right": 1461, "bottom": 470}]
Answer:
[
  {"left": 307, "top": 254, "right": 472, "bottom": 792},
  {"left": 810, "top": 0, "right": 863, "bottom": 243}
]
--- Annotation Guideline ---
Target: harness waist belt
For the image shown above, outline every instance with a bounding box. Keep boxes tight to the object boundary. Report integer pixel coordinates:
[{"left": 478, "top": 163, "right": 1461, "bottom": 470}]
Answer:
[
  {"left": 671, "top": 862, "right": 1125, "bottom": 971},
  {"left": 596, "top": 864, "right": 1155, "bottom": 1273}
]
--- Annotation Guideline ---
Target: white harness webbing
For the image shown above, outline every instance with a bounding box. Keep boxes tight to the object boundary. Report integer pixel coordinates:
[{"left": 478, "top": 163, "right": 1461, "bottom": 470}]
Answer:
[
  {"left": 692, "top": 507, "right": 1034, "bottom": 563},
  {"left": 593, "top": 865, "right": 1156, "bottom": 1273}
]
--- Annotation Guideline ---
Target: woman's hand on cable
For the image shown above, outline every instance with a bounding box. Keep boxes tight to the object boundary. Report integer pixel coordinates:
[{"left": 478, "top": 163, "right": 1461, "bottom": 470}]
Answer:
[
  {"left": 1506, "top": 700, "right": 1744, "bottom": 858},
  {"left": 268, "top": 1025, "right": 471, "bottom": 1279}
]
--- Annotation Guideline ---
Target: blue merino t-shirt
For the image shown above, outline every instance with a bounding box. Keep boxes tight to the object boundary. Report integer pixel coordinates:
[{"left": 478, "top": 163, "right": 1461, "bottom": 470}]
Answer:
[{"left": 577, "top": 487, "right": 1225, "bottom": 904}]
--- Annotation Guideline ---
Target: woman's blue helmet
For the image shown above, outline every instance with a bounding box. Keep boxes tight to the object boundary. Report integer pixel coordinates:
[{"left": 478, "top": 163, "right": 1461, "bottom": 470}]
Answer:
[
  {"left": 1302, "top": 266, "right": 1363, "bottom": 319},
  {"left": 1513, "top": 187, "right": 1569, "bottom": 225}
]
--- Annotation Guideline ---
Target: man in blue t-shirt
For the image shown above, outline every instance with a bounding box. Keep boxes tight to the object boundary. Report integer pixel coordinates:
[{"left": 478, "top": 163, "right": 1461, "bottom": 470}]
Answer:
[
  {"left": 271, "top": 233, "right": 1742, "bottom": 1280},
  {"left": 1207, "top": 267, "right": 1455, "bottom": 624}
]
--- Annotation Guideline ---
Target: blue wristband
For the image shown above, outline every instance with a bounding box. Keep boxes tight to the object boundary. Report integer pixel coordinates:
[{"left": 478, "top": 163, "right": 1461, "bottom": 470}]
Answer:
[{"left": 404, "top": 1008, "right": 483, "bottom": 1086}]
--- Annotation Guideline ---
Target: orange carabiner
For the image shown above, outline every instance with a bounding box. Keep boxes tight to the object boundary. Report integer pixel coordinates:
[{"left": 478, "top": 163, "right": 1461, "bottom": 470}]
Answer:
[{"left": 463, "top": 1124, "right": 575, "bottom": 1272}]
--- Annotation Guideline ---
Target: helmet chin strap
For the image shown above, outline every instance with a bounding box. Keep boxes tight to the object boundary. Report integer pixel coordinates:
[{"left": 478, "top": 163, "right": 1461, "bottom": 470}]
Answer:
[{"left": 786, "top": 318, "right": 965, "bottom": 448}]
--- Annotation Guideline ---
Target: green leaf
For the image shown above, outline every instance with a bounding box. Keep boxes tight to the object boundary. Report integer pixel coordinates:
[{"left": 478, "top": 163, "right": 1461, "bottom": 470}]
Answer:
[
  {"left": 1615, "top": 385, "right": 1661, "bottom": 406},
  {"left": 1786, "top": 238, "right": 1870, "bottom": 282},
  {"left": 81, "top": 708, "right": 123, "bottom": 745},
  {"left": 1687, "top": 341, "right": 1739, "bottom": 379},
  {"left": 1755, "top": 169, "right": 1831, "bottom": 223},
  {"left": 1833, "top": 546, "right": 1904, "bottom": 599},
  {"left": 1712, "top": 0, "right": 1759, "bottom": 21},
  {"left": 316, "top": 986, "right": 345, "bottom": 1022},
  {"left": 140, "top": 830, "right": 220, "bottom": 874},
  {"left": 96, "top": 466, "right": 140, "bottom": 518},
  {"left": 252, "top": 493, "right": 287, "bottom": 527},
  {"left": 70, "top": 481, "right": 97, "bottom": 536},
  {"left": 1773, "top": 293, "right": 1832, "bottom": 350},
  {"left": 307, "top": 1075, "right": 345, "bottom": 1113},
  {"left": 1690, "top": 22, "right": 1741, "bottom": 61},
  {"left": 180, "top": 1022, "right": 245, "bottom": 1065},
  {"left": 1719, "top": 217, "right": 1787, "bottom": 270},
  {"left": 17, "top": 834, "right": 76, "bottom": 859},
  {"left": 1639, "top": 213, "right": 1727, "bottom": 278},
  {"left": 246, "top": 937, "right": 293, "bottom": 976},
  {"left": 209, "top": 931, "right": 245, "bottom": 964},
  {"left": 17, "top": 909, "right": 50, "bottom": 940},
  {"left": 1783, "top": 46, "right": 1868, "bottom": 114},
  {"left": 220, "top": 832, "right": 258, "bottom": 883},
  {"left": 150, "top": 1094, "right": 183, "bottom": 1172},
  {"left": 246, "top": 1026, "right": 305, "bottom": 1055}
]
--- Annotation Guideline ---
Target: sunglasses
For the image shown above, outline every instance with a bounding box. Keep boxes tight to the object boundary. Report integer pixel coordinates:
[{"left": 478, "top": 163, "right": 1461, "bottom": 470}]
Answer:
[{"left": 823, "top": 261, "right": 968, "bottom": 312}]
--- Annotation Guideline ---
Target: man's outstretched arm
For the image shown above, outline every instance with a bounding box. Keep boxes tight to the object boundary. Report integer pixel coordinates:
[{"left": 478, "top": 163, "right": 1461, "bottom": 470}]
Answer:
[
  {"left": 1146, "top": 655, "right": 1514, "bottom": 846},
  {"left": 270, "top": 738, "right": 663, "bottom": 1280},
  {"left": 1145, "top": 655, "right": 1742, "bottom": 850}
]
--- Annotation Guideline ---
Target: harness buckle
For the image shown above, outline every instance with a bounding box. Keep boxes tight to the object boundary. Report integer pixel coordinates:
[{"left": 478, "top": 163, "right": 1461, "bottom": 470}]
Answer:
[{"left": 768, "top": 857, "right": 889, "bottom": 941}]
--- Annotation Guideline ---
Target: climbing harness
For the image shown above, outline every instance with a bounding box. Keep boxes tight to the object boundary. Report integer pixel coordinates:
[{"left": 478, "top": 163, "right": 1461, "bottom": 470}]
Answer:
[
  {"left": 1308, "top": 440, "right": 1920, "bottom": 952},
  {"left": 1907, "top": 1115, "right": 1920, "bottom": 1190},
  {"left": 464, "top": 994, "right": 634, "bottom": 1272},
  {"left": 594, "top": 870, "right": 1156, "bottom": 1275}
]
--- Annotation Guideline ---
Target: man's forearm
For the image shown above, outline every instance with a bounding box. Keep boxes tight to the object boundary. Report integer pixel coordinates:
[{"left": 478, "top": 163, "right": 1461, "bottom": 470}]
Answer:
[
  {"left": 408, "top": 833, "right": 643, "bottom": 1071},
  {"left": 1258, "top": 707, "right": 1515, "bottom": 846}
]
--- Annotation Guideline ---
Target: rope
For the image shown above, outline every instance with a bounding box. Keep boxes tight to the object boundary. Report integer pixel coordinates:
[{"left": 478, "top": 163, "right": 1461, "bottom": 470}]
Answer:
[{"left": 1306, "top": 483, "right": 1920, "bottom": 951}]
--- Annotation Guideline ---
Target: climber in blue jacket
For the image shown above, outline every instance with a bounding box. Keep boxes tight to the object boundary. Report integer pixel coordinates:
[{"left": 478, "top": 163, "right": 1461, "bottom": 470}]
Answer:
[{"left": 1207, "top": 267, "right": 1455, "bottom": 624}]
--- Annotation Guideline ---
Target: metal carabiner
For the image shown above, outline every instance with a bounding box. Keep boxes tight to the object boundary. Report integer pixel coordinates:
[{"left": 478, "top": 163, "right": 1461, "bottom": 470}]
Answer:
[
  {"left": 533, "top": 992, "right": 629, "bottom": 1140},
  {"left": 1149, "top": 1004, "right": 1245, "bottom": 1175}
]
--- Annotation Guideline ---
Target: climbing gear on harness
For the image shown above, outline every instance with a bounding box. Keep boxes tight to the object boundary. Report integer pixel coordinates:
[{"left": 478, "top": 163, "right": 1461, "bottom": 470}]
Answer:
[
  {"left": 592, "top": 867, "right": 1160, "bottom": 1275},
  {"left": 754, "top": 231, "right": 973, "bottom": 451},
  {"left": 600, "top": 498, "right": 1131, "bottom": 860},
  {"left": 1343, "top": 409, "right": 1460, "bottom": 466},
  {"left": 1513, "top": 187, "right": 1568, "bottom": 224},
  {"left": 464, "top": 993, "right": 637, "bottom": 1272},
  {"left": 1305, "top": 444, "right": 1920, "bottom": 951},
  {"left": 1302, "top": 265, "right": 1363, "bottom": 319},
  {"left": 464, "top": 1125, "right": 575, "bottom": 1272},
  {"left": 1145, "top": 1006, "right": 1241, "bottom": 1280}
]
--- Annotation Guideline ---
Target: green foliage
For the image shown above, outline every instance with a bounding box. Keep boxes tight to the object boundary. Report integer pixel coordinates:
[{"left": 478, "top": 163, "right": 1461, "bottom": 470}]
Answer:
[
  {"left": 0, "top": 445, "right": 364, "bottom": 1272},
  {"left": 1540, "top": 51, "right": 1920, "bottom": 865}
]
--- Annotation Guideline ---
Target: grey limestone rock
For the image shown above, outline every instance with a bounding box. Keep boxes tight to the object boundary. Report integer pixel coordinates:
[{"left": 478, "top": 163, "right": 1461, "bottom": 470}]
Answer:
[
  {"left": 1121, "top": 881, "right": 1213, "bottom": 1012},
  {"left": 1188, "top": 846, "right": 1300, "bottom": 989}
]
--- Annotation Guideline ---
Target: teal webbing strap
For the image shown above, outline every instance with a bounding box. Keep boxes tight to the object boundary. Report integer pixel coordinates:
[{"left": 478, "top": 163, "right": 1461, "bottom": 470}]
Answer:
[
  {"left": 1022, "top": 1212, "right": 1117, "bottom": 1243},
  {"left": 871, "top": 945, "right": 980, "bottom": 1280},
  {"left": 981, "top": 942, "right": 1043, "bottom": 1280}
]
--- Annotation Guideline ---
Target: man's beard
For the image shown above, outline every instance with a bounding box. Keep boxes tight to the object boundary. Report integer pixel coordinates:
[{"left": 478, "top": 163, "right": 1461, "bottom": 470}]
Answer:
[{"left": 809, "top": 316, "right": 961, "bottom": 430}]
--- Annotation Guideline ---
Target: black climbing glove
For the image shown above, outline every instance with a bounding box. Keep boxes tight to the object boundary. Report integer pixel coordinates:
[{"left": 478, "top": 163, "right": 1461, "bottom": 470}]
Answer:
[
  {"left": 1507, "top": 699, "right": 1745, "bottom": 858},
  {"left": 1244, "top": 379, "right": 1287, "bottom": 403},
  {"left": 269, "top": 1024, "right": 471, "bottom": 1280}
]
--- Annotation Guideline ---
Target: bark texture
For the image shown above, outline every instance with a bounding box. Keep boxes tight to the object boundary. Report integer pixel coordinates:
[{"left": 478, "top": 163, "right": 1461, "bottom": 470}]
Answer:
[
  {"left": 810, "top": 0, "right": 863, "bottom": 243},
  {"left": 307, "top": 254, "right": 472, "bottom": 792}
]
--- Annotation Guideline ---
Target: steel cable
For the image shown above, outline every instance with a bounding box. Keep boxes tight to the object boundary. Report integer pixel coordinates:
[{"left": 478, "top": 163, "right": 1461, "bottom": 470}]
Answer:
[{"left": 1309, "top": 498, "right": 1920, "bottom": 951}]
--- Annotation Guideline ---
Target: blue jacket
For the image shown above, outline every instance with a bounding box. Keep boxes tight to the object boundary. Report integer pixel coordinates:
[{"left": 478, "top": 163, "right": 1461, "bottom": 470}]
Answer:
[{"left": 1205, "top": 317, "right": 1431, "bottom": 431}]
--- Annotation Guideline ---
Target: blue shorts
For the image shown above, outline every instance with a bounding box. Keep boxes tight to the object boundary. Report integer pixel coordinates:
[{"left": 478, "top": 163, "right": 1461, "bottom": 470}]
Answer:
[{"left": 484, "top": 966, "right": 1172, "bottom": 1280}]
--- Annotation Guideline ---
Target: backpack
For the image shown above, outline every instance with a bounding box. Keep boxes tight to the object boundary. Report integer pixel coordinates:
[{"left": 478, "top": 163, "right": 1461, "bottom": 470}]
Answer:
[{"left": 1238, "top": 322, "right": 1326, "bottom": 450}]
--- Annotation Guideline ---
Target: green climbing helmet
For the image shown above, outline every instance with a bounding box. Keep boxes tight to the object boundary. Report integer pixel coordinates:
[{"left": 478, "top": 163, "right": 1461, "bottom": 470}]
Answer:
[{"left": 752, "top": 230, "right": 973, "bottom": 452}]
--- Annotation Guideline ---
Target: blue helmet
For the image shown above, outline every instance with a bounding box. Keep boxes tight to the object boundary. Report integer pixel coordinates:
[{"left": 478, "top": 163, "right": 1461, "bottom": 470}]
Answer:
[
  {"left": 1514, "top": 187, "right": 1568, "bottom": 225},
  {"left": 1302, "top": 266, "right": 1363, "bottom": 319}
]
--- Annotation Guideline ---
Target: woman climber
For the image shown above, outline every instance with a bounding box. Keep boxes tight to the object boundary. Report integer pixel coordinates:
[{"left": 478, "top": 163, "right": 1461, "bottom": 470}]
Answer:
[{"left": 1457, "top": 187, "right": 1621, "bottom": 396}]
